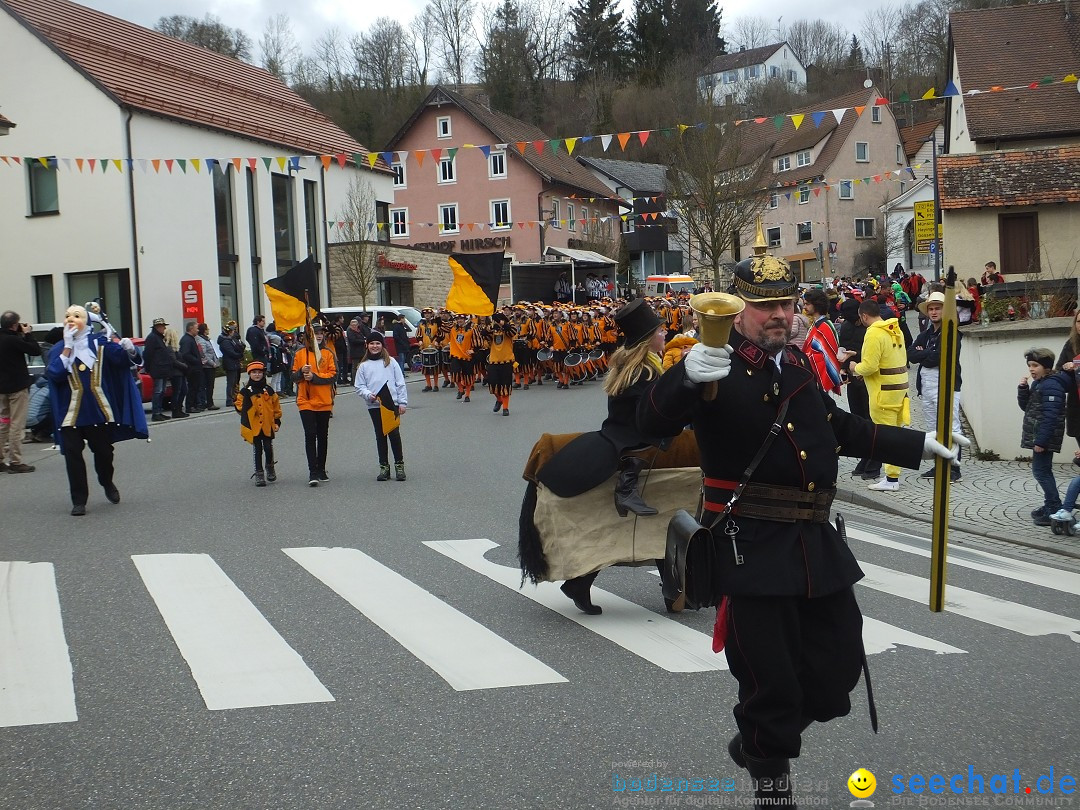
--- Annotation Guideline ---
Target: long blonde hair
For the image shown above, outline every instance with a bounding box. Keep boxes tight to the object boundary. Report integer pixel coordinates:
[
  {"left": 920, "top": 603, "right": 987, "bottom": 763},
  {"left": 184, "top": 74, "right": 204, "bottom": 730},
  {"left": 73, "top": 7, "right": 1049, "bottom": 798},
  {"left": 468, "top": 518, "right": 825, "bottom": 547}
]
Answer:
[
  {"left": 164, "top": 328, "right": 179, "bottom": 350},
  {"left": 603, "top": 339, "right": 662, "bottom": 396}
]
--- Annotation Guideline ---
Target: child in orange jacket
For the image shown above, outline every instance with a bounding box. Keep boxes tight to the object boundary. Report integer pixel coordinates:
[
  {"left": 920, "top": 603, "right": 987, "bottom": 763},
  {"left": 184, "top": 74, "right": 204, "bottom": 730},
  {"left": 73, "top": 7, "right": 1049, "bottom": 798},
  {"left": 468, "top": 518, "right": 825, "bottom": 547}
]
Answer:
[{"left": 235, "top": 360, "right": 282, "bottom": 487}]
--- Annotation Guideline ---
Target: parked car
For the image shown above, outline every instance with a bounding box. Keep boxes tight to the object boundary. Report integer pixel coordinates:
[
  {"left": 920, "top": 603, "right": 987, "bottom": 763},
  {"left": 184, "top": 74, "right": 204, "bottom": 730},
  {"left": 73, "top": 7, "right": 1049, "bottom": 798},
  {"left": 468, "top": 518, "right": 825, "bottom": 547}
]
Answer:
[
  {"left": 129, "top": 336, "right": 172, "bottom": 406},
  {"left": 320, "top": 306, "right": 421, "bottom": 356}
]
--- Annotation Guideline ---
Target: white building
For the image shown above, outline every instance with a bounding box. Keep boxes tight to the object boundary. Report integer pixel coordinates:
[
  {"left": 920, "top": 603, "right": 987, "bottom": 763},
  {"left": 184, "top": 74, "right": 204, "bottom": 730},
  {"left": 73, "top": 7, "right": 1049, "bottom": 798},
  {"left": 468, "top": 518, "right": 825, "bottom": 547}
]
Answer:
[
  {"left": 0, "top": 0, "right": 393, "bottom": 337},
  {"left": 699, "top": 43, "right": 807, "bottom": 107}
]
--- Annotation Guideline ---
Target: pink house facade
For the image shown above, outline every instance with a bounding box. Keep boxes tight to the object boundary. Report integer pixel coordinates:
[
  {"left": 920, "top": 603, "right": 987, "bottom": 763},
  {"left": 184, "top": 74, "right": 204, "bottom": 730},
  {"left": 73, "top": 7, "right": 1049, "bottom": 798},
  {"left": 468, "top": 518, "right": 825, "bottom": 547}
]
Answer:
[{"left": 384, "top": 87, "right": 621, "bottom": 265}]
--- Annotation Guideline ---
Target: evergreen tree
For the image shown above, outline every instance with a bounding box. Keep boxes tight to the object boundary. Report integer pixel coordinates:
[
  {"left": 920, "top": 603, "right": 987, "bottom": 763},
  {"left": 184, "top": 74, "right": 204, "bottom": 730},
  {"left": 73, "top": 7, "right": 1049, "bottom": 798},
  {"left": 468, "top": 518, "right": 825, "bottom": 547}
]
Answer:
[
  {"left": 846, "top": 35, "right": 865, "bottom": 69},
  {"left": 479, "top": 0, "right": 534, "bottom": 120},
  {"left": 568, "top": 0, "right": 628, "bottom": 82},
  {"left": 630, "top": 0, "right": 670, "bottom": 85},
  {"left": 669, "top": 0, "right": 724, "bottom": 62}
]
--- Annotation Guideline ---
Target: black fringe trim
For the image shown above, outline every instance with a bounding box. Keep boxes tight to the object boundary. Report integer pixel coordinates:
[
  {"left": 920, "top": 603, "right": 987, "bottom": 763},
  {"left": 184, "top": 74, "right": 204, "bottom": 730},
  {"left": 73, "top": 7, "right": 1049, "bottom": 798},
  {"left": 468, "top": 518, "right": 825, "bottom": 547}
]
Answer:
[{"left": 518, "top": 481, "right": 548, "bottom": 585}]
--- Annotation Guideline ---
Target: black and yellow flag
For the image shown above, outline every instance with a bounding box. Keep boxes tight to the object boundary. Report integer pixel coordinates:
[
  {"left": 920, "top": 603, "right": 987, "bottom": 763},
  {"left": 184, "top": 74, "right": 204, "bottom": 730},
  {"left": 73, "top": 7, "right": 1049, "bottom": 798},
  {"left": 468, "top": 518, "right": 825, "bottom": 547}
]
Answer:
[
  {"left": 265, "top": 257, "right": 319, "bottom": 330},
  {"left": 445, "top": 251, "right": 503, "bottom": 316},
  {"left": 375, "top": 383, "right": 401, "bottom": 436}
]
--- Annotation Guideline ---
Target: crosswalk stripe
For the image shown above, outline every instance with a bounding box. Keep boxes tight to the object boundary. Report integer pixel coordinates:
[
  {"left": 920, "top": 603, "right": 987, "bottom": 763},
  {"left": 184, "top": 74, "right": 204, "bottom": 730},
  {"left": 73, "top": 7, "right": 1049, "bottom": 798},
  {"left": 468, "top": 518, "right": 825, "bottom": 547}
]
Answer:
[
  {"left": 424, "top": 539, "right": 728, "bottom": 673},
  {"left": 847, "top": 526, "right": 1080, "bottom": 596},
  {"left": 0, "top": 562, "right": 78, "bottom": 728},
  {"left": 131, "top": 554, "right": 334, "bottom": 711},
  {"left": 284, "top": 546, "right": 567, "bottom": 691},
  {"left": 857, "top": 560, "right": 1080, "bottom": 643}
]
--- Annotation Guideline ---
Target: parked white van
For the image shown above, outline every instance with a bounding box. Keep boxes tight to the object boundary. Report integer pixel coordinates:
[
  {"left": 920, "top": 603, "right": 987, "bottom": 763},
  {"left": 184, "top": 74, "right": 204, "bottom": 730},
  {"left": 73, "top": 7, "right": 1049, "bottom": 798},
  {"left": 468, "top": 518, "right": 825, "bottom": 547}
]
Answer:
[
  {"left": 320, "top": 306, "right": 422, "bottom": 351},
  {"left": 642, "top": 275, "right": 696, "bottom": 297}
]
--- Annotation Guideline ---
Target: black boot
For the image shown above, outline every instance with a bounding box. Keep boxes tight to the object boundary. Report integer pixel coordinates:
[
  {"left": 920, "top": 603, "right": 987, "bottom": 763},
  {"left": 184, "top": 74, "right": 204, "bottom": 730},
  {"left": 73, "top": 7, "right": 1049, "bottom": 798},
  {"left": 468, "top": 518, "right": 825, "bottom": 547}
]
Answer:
[
  {"left": 852, "top": 458, "right": 868, "bottom": 476},
  {"left": 744, "top": 752, "right": 796, "bottom": 809},
  {"left": 614, "top": 456, "right": 658, "bottom": 517},
  {"left": 560, "top": 572, "right": 601, "bottom": 615}
]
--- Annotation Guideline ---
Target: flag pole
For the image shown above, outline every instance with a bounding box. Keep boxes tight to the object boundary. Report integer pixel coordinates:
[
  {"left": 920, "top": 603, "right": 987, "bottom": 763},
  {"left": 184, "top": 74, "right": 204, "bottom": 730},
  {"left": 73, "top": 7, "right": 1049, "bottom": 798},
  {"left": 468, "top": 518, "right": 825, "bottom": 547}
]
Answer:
[
  {"left": 303, "top": 289, "right": 321, "bottom": 367},
  {"left": 929, "top": 267, "right": 959, "bottom": 612}
]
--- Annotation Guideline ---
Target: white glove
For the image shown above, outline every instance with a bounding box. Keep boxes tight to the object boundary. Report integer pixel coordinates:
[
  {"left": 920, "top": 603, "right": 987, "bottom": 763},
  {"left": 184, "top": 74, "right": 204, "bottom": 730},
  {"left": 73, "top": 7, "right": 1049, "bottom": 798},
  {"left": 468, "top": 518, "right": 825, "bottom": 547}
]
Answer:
[
  {"left": 684, "top": 342, "right": 732, "bottom": 384},
  {"left": 63, "top": 325, "right": 77, "bottom": 349},
  {"left": 119, "top": 337, "right": 136, "bottom": 355},
  {"left": 922, "top": 431, "right": 972, "bottom": 463}
]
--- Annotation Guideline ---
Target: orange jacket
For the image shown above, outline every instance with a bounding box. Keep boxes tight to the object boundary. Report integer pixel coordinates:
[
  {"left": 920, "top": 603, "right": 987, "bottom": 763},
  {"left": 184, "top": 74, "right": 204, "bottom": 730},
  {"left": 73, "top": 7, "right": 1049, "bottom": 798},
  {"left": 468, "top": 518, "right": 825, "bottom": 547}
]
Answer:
[
  {"left": 662, "top": 335, "right": 698, "bottom": 370},
  {"left": 449, "top": 326, "right": 474, "bottom": 359},
  {"left": 292, "top": 345, "right": 337, "bottom": 412}
]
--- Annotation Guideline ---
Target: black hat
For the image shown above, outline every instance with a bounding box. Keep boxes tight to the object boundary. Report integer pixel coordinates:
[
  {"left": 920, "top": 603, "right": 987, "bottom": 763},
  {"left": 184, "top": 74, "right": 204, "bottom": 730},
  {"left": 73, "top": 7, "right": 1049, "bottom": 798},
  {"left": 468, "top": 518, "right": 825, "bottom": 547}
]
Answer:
[
  {"left": 614, "top": 299, "right": 662, "bottom": 348},
  {"left": 367, "top": 331, "right": 385, "bottom": 343},
  {"left": 730, "top": 253, "right": 799, "bottom": 301},
  {"left": 492, "top": 312, "right": 508, "bottom": 324}
]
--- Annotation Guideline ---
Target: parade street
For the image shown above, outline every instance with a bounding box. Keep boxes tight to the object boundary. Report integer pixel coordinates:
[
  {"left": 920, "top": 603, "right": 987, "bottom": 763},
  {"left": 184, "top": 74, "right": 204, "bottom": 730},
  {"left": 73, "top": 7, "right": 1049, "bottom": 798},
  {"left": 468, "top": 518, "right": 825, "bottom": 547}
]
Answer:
[{"left": 3, "top": 380, "right": 1079, "bottom": 810}]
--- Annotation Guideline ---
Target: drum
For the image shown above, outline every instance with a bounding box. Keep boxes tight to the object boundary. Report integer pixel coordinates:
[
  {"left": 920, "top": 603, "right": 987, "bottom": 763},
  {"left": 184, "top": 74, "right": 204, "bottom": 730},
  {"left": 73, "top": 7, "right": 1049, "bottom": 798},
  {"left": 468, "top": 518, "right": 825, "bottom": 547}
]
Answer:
[
  {"left": 537, "top": 348, "right": 553, "bottom": 362},
  {"left": 421, "top": 348, "right": 439, "bottom": 368},
  {"left": 441, "top": 347, "right": 452, "bottom": 365},
  {"left": 588, "top": 349, "right": 604, "bottom": 361},
  {"left": 564, "top": 352, "right": 583, "bottom": 367}
]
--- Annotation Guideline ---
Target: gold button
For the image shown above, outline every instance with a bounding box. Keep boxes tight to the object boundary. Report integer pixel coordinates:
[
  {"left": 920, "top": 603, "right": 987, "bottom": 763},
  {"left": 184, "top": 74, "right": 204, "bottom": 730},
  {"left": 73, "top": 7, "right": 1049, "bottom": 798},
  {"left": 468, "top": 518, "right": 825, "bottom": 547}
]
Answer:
[
  {"left": 800, "top": 451, "right": 807, "bottom": 460},
  {"left": 763, "top": 394, "right": 769, "bottom": 402},
  {"left": 787, "top": 423, "right": 794, "bottom": 431},
  {"left": 807, "top": 482, "right": 816, "bottom": 491}
]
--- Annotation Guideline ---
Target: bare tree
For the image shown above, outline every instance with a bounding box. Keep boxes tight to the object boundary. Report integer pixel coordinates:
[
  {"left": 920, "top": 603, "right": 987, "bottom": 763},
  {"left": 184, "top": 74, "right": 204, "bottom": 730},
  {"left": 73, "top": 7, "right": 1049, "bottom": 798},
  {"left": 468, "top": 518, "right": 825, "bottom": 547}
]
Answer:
[
  {"left": 312, "top": 27, "right": 351, "bottom": 89},
  {"left": 407, "top": 7, "right": 438, "bottom": 88},
  {"left": 725, "top": 15, "right": 775, "bottom": 52},
  {"left": 428, "top": 0, "right": 477, "bottom": 84},
  {"left": 784, "top": 19, "right": 849, "bottom": 70},
  {"left": 334, "top": 178, "right": 380, "bottom": 310},
  {"left": 155, "top": 14, "right": 252, "bottom": 60},
  {"left": 519, "top": 0, "right": 572, "bottom": 84},
  {"left": 663, "top": 105, "right": 770, "bottom": 286},
  {"left": 260, "top": 14, "right": 300, "bottom": 82},
  {"left": 860, "top": 2, "right": 904, "bottom": 71},
  {"left": 352, "top": 17, "right": 410, "bottom": 99}
]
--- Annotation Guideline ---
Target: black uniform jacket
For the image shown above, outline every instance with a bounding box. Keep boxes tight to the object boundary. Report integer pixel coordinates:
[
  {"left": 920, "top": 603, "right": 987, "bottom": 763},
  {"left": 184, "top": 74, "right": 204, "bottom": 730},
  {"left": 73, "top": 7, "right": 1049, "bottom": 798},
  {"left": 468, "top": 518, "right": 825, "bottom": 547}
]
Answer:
[
  {"left": 637, "top": 329, "right": 924, "bottom": 597},
  {"left": 536, "top": 374, "right": 670, "bottom": 497}
]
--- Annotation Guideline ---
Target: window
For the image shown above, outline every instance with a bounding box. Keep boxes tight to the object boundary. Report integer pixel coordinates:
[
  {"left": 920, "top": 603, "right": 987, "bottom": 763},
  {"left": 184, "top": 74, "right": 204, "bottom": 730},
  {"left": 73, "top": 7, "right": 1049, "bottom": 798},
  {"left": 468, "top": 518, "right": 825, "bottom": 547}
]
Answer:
[
  {"left": 839, "top": 180, "right": 853, "bottom": 200},
  {"left": 551, "top": 199, "right": 561, "bottom": 228},
  {"left": 582, "top": 207, "right": 590, "bottom": 234},
  {"left": 391, "top": 208, "right": 408, "bottom": 238},
  {"left": 896, "top": 144, "right": 904, "bottom": 165},
  {"left": 766, "top": 226, "right": 781, "bottom": 248},
  {"left": 436, "top": 116, "right": 451, "bottom": 139},
  {"left": 33, "top": 275, "right": 55, "bottom": 323},
  {"left": 620, "top": 213, "right": 634, "bottom": 234},
  {"left": 491, "top": 200, "right": 510, "bottom": 230},
  {"left": 769, "top": 193, "right": 778, "bottom": 209},
  {"left": 776, "top": 155, "right": 791, "bottom": 172},
  {"left": 797, "top": 221, "right": 812, "bottom": 243},
  {"left": 438, "top": 156, "right": 456, "bottom": 184},
  {"left": 745, "top": 64, "right": 760, "bottom": 79},
  {"left": 567, "top": 203, "right": 576, "bottom": 232},
  {"left": 28, "top": 158, "right": 59, "bottom": 215},
  {"left": 796, "top": 150, "right": 812, "bottom": 167},
  {"left": 723, "top": 71, "right": 737, "bottom": 84},
  {"left": 787, "top": 69, "right": 797, "bottom": 83},
  {"left": 798, "top": 185, "right": 810, "bottom": 205},
  {"left": 375, "top": 201, "right": 390, "bottom": 244},
  {"left": 303, "top": 179, "right": 319, "bottom": 263},
  {"left": 855, "top": 218, "right": 875, "bottom": 238},
  {"left": 489, "top": 151, "right": 506, "bottom": 179},
  {"left": 271, "top": 173, "right": 295, "bottom": 271},
  {"left": 439, "top": 203, "right": 458, "bottom": 234},
  {"left": 392, "top": 160, "right": 406, "bottom": 188},
  {"left": 246, "top": 167, "right": 263, "bottom": 318},
  {"left": 770, "top": 65, "right": 780, "bottom": 78},
  {"left": 872, "top": 106, "right": 881, "bottom": 123},
  {"left": 856, "top": 142, "right": 869, "bottom": 162}
]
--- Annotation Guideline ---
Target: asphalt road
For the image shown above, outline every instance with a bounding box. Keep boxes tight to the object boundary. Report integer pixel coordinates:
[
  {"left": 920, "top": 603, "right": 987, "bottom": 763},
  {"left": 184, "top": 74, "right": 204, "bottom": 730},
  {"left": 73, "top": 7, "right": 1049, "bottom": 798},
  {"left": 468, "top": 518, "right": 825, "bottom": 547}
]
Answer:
[{"left": 2, "top": 378, "right": 1078, "bottom": 809}]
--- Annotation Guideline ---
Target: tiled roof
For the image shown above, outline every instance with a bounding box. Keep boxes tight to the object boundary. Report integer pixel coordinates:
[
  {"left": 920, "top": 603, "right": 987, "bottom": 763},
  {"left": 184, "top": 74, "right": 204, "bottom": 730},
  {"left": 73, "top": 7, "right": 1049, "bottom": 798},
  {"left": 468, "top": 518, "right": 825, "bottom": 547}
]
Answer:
[
  {"left": 702, "top": 44, "right": 787, "bottom": 75},
  {"left": 950, "top": 3, "right": 1080, "bottom": 142},
  {"left": 735, "top": 87, "right": 878, "bottom": 187},
  {"left": 0, "top": 0, "right": 388, "bottom": 168},
  {"left": 577, "top": 157, "right": 668, "bottom": 194},
  {"left": 899, "top": 119, "right": 940, "bottom": 159},
  {"left": 938, "top": 146, "right": 1080, "bottom": 208},
  {"left": 386, "top": 86, "right": 614, "bottom": 198}
]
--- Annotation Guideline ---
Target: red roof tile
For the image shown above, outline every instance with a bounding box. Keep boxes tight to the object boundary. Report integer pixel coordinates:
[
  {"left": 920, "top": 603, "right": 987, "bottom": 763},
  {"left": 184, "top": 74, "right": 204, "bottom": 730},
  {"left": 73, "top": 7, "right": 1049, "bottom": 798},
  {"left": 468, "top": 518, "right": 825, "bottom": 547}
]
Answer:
[
  {"left": 1, "top": 0, "right": 389, "bottom": 169},
  {"left": 949, "top": 3, "right": 1080, "bottom": 142},
  {"left": 938, "top": 146, "right": 1080, "bottom": 208},
  {"left": 899, "top": 119, "right": 940, "bottom": 160}
]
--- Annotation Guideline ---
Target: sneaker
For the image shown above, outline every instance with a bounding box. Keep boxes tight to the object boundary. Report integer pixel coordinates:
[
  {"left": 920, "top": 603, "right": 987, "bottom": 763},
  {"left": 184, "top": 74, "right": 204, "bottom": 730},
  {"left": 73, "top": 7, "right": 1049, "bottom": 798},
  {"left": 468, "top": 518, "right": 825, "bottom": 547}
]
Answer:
[
  {"left": 1031, "top": 506, "right": 1048, "bottom": 519},
  {"left": 395, "top": 462, "right": 406, "bottom": 482},
  {"left": 308, "top": 474, "right": 319, "bottom": 487},
  {"left": 493, "top": 402, "right": 501, "bottom": 413},
  {"left": 950, "top": 467, "right": 962, "bottom": 482},
  {"left": 208, "top": 406, "right": 220, "bottom": 411},
  {"left": 1033, "top": 514, "right": 1052, "bottom": 527},
  {"left": 151, "top": 414, "right": 169, "bottom": 422},
  {"left": 919, "top": 468, "right": 935, "bottom": 479},
  {"left": 1049, "top": 508, "right": 1074, "bottom": 522},
  {"left": 502, "top": 408, "right": 509, "bottom": 416},
  {"left": 7, "top": 462, "right": 35, "bottom": 474},
  {"left": 463, "top": 395, "right": 470, "bottom": 402},
  {"left": 318, "top": 470, "right": 329, "bottom": 482},
  {"left": 172, "top": 411, "right": 190, "bottom": 419},
  {"left": 867, "top": 478, "right": 899, "bottom": 492},
  {"left": 377, "top": 464, "right": 391, "bottom": 482},
  {"left": 457, "top": 391, "right": 464, "bottom": 400}
]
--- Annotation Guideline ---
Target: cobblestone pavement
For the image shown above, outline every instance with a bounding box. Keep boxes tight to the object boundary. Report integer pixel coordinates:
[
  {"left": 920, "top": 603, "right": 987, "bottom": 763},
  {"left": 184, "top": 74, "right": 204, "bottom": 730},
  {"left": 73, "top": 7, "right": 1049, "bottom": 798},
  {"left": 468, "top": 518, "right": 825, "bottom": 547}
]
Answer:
[{"left": 834, "top": 374, "right": 1080, "bottom": 561}]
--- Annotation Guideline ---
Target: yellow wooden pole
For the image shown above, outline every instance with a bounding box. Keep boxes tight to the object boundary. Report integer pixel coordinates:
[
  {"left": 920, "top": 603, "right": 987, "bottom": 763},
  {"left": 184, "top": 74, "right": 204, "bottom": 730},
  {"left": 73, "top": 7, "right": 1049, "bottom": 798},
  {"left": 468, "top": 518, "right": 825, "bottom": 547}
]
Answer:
[{"left": 929, "top": 269, "right": 960, "bottom": 612}]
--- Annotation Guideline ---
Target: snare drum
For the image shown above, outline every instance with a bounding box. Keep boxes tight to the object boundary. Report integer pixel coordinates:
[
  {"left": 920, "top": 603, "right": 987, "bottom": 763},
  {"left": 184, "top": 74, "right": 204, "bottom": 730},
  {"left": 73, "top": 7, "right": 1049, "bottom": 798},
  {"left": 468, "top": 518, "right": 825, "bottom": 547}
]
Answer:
[
  {"left": 536, "top": 348, "right": 553, "bottom": 362},
  {"left": 564, "top": 352, "right": 583, "bottom": 367},
  {"left": 421, "top": 348, "right": 439, "bottom": 368},
  {"left": 440, "top": 347, "right": 452, "bottom": 365},
  {"left": 588, "top": 349, "right": 604, "bottom": 361}
]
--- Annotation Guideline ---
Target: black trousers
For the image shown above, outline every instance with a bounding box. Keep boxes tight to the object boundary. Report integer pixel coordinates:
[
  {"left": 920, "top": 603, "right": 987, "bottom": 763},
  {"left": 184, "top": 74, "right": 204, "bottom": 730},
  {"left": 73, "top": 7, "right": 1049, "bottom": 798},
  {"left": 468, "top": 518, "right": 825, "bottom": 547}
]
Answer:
[
  {"left": 847, "top": 380, "right": 876, "bottom": 471},
  {"left": 224, "top": 366, "right": 240, "bottom": 405},
  {"left": 252, "top": 435, "right": 274, "bottom": 471},
  {"left": 299, "top": 410, "right": 331, "bottom": 474},
  {"left": 60, "top": 424, "right": 114, "bottom": 507},
  {"left": 367, "top": 408, "right": 403, "bottom": 465},
  {"left": 724, "top": 587, "right": 864, "bottom": 760}
]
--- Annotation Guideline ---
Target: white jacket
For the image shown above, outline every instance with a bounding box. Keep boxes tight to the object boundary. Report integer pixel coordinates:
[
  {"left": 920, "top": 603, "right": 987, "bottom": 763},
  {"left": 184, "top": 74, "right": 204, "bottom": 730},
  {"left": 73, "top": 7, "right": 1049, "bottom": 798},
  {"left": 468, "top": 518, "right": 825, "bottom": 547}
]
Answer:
[{"left": 355, "top": 357, "right": 407, "bottom": 410}]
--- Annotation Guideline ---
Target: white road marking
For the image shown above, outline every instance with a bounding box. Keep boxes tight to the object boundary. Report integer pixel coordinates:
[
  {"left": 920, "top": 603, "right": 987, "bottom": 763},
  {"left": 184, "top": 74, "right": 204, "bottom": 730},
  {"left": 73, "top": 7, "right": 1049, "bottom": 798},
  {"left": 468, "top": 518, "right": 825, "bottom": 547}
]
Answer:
[
  {"left": 0, "top": 562, "right": 78, "bottom": 727},
  {"left": 284, "top": 546, "right": 567, "bottom": 691},
  {"left": 847, "top": 526, "right": 1080, "bottom": 596},
  {"left": 861, "top": 616, "right": 966, "bottom": 655},
  {"left": 424, "top": 538, "right": 728, "bottom": 673},
  {"left": 131, "top": 554, "right": 334, "bottom": 711},
  {"left": 858, "top": 561, "right": 1080, "bottom": 643}
]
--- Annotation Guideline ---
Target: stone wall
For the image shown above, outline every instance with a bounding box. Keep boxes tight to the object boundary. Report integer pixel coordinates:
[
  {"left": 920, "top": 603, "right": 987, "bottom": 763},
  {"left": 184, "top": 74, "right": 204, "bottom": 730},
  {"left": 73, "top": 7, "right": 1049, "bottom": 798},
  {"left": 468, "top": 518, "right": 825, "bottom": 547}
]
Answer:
[{"left": 327, "top": 241, "right": 453, "bottom": 309}]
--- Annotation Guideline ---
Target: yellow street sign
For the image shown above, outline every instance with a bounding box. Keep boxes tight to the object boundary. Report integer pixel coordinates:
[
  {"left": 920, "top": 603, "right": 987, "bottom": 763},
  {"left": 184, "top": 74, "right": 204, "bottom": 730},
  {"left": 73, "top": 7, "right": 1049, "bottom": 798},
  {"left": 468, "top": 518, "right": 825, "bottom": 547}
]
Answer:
[{"left": 914, "top": 201, "right": 936, "bottom": 254}]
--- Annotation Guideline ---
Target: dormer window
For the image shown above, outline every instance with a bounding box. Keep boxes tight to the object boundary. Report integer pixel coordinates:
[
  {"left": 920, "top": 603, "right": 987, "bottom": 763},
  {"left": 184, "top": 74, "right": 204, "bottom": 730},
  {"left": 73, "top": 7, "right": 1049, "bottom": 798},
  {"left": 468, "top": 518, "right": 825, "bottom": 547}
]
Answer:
[
  {"left": 796, "top": 150, "right": 812, "bottom": 167},
  {"left": 776, "top": 155, "right": 791, "bottom": 172},
  {"left": 436, "top": 116, "right": 451, "bottom": 139}
]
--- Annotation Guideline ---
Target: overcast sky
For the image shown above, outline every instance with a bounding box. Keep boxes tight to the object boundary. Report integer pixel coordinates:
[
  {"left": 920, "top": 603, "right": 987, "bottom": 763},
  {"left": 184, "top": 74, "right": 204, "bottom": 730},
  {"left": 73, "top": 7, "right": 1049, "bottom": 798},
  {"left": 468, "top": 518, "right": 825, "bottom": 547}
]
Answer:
[{"left": 78, "top": 0, "right": 858, "bottom": 60}]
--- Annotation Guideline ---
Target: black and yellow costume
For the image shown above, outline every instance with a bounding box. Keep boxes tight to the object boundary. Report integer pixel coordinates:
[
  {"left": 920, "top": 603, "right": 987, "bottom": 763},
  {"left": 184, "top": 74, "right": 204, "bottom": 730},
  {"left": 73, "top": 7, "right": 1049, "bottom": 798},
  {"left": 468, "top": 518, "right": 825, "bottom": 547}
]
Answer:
[
  {"left": 485, "top": 315, "right": 517, "bottom": 415},
  {"left": 235, "top": 365, "right": 282, "bottom": 486}
]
